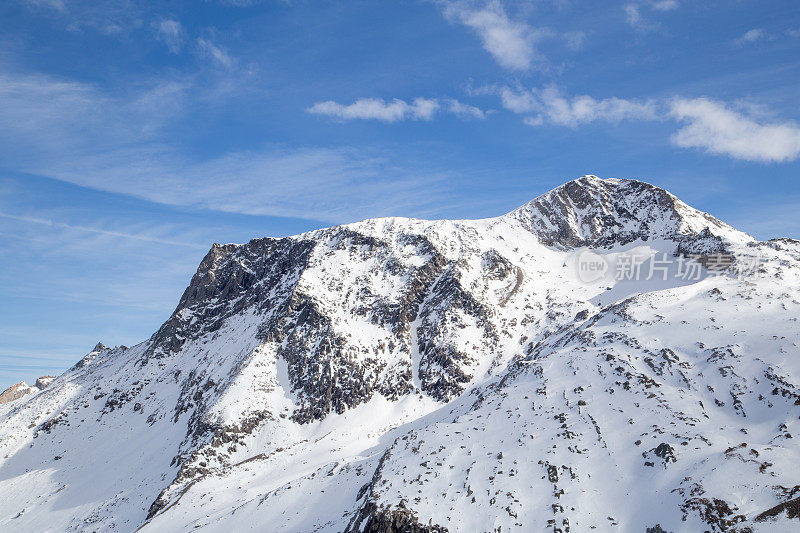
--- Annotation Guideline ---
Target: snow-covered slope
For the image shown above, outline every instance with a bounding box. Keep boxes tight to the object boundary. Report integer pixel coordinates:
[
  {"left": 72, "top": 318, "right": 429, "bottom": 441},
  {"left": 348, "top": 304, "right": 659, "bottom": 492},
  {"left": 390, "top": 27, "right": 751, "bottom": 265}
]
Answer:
[{"left": 1, "top": 176, "right": 799, "bottom": 532}]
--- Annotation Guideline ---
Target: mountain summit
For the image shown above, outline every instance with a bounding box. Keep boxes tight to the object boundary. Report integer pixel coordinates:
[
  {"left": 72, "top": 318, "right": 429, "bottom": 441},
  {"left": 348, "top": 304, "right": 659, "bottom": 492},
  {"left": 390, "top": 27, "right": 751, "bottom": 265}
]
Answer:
[
  {"left": 1, "top": 177, "right": 798, "bottom": 532},
  {"left": 509, "top": 175, "right": 747, "bottom": 248}
]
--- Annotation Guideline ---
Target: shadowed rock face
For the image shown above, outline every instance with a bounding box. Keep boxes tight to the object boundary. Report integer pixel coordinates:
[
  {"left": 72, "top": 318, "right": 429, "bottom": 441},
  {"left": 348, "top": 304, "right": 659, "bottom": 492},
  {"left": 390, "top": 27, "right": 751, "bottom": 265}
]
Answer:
[
  {"left": 6, "top": 176, "right": 796, "bottom": 533},
  {"left": 139, "top": 222, "right": 503, "bottom": 430},
  {"left": 347, "top": 503, "right": 448, "bottom": 533},
  {"left": 142, "top": 237, "right": 317, "bottom": 364}
]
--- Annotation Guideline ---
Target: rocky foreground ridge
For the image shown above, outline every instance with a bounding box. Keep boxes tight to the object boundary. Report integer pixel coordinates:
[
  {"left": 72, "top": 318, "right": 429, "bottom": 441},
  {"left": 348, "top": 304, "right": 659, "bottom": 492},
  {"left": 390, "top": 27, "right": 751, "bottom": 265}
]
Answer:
[{"left": 1, "top": 176, "right": 799, "bottom": 532}]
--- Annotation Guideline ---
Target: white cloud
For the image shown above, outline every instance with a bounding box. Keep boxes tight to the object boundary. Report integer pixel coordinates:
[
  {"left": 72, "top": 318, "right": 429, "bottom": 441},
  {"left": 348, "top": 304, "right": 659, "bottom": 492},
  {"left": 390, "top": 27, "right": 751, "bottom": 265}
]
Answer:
[
  {"left": 307, "top": 98, "right": 439, "bottom": 122},
  {"left": 564, "top": 31, "right": 586, "bottom": 51},
  {"left": 23, "top": 0, "right": 144, "bottom": 35},
  {"left": 154, "top": 19, "right": 186, "bottom": 54},
  {"left": 446, "top": 99, "right": 487, "bottom": 119},
  {"left": 24, "top": 0, "right": 66, "bottom": 12},
  {"left": 669, "top": 98, "right": 800, "bottom": 163},
  {"left": 196, "top": 37, "right": 234, "bottom": 69},
  {"left": 501, "top": 87, "right": 800, "bottom": 163},
  {"left": 437, "top": 1, "right": 548, "bottom": 71},
  {"left": 501, "top": 86, "right": 658, "bottom": 127},
  {"left": 625, "top": 1, "right": 678, "bottom": 31},
  {"left": 735, "top": 28, "right": 765, "bottom": 45},
  {"left": 624, "top": 4, "right": 643, "bottom": 28},
  {"left": 651, "top": 0, "right": 678, "bottom": 11},
  {"left": 498, "top": 86, "right": 539, "bottom": 114},
  {"left": 307, "top": 97, "right": 486, "bottom": 122}
]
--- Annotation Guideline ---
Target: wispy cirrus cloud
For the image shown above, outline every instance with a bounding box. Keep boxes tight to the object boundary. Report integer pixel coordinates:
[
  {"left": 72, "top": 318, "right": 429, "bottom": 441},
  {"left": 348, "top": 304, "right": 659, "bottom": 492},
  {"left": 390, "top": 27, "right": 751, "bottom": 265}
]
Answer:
[
  {"left": 0, "top": 68, "right": 464, "bottom": 223},
  {"left": 624, "top": 4, "right": 646, "bottom": 31},
  {"left": 4, "top": 59, "right": 799, "bottom": 239},
  {"left": 22, "top": 0, "right": 145, "bottom": 35},
  {"left": 34, "top": 145, "right": 459, "bottom": 222},
  {"left": 0, "top": 212, "right": 206, "bottom": 249},
  {"left": 196, "top": 37, "right": 235, "bottom": 69},
  {"left": 0, "top": 201, "right": 216, "bottom": 386},
  {"left": 153, "top": 18, "right": 186, "bottom": 54},
  {"left": 307, "top": 97, "right": 486, "bottom": 122},
  {"left": 669, "top": 98, "right": 800, "bottom": 163},
  {"left": 734, "top": 28, "right": 766, "bottom": 46},
  {"left": 564, "top": 31, "right": 587, "bottom": 51},
  {"left": 734, "top": 27, "right": 800, "bottom": 45},
  {"left": 24, "top": 0, "right": 66, "bottom": 12},
  {"left": 624, "top": 0, "right": 678, "bottom": 32},
  {"left": 0, "top": 69, "right": 188, "bottom": 159}
]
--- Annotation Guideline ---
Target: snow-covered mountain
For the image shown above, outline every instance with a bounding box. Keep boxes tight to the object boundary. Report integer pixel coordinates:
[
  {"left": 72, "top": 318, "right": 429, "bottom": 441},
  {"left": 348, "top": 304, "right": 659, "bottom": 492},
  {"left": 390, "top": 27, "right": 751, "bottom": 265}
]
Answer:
[{"left": 2, "top": 176, "right": 799, "bottom": 532}]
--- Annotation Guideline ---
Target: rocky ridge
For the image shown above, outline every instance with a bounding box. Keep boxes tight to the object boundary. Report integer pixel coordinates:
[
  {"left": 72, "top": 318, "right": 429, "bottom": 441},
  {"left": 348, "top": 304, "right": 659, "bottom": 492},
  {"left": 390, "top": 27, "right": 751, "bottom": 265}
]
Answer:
[{"left": 0, "top": 376, "right": 55, "bottom": 405}]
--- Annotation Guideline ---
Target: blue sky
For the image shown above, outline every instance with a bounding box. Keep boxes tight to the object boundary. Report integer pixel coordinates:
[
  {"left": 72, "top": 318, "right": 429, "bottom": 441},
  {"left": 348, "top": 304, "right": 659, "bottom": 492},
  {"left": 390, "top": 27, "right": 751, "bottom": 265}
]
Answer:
[{"left": 1, "top": 0, "right": 799, "bottom": 390}]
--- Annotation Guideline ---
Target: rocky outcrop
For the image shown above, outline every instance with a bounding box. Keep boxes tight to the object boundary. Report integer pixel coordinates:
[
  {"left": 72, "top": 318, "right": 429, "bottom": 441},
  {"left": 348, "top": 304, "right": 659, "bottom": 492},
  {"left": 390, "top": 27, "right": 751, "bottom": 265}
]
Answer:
[
  {"left": 0, "top": 375, "right": 55, "bottom": 405},
  {"left": 755, "top": 495, "right": 800, "bottom": 522},
  {"left": 347, "top": 503, "right": 448, "bottom": 533},
  {"left": 0, "top": 382, "right": 33, "bottom": 404}
]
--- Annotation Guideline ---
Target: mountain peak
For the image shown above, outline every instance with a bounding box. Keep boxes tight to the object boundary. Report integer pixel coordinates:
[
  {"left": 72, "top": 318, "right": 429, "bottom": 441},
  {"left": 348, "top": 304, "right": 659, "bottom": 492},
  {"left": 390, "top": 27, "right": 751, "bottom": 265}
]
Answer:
[{"left": 508, "top": 175, "right": 747, "bottom": 249}]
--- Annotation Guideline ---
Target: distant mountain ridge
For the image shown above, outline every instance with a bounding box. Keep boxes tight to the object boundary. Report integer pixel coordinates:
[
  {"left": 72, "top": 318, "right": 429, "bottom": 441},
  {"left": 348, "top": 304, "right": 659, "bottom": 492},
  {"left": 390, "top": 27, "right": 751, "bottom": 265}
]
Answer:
[
  {"left": 0, "top": 376, "right": 55, "bottom": 405},
  {"left": 1, "top": 176, "right": 799, "bottom": 532}
]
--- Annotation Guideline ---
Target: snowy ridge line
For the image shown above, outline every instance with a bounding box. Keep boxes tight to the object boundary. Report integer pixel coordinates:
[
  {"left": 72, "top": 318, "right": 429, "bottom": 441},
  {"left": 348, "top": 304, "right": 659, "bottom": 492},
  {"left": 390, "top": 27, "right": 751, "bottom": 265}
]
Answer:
[{"left": 1, "top": 176, "right": 798, "bottom": 532}]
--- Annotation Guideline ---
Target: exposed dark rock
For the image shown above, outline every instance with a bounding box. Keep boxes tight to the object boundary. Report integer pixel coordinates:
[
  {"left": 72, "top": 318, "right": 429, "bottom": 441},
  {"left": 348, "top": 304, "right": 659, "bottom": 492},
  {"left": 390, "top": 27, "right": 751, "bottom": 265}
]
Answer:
[
  {"left": 754, "top": 495, "right": 800, "bottom": 522},
  {"left": 681, "top": 496, "right": 745, "bottom": 531},
  {"left": 654, "top": 442, "right": 676, "bottom": 463},
  {"left": 347, "top": 503, "right": 448, "bottom": 533}
]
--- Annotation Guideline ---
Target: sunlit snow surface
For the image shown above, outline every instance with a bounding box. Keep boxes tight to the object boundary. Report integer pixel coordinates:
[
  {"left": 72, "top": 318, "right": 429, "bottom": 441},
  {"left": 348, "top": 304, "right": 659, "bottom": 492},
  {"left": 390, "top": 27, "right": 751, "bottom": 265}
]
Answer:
[{"left": 1, "top": 177, "right": 799, "bottom": 531}]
